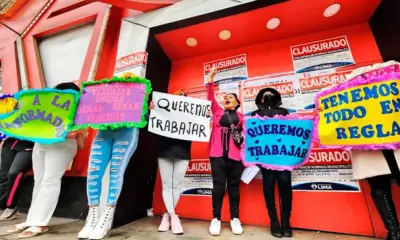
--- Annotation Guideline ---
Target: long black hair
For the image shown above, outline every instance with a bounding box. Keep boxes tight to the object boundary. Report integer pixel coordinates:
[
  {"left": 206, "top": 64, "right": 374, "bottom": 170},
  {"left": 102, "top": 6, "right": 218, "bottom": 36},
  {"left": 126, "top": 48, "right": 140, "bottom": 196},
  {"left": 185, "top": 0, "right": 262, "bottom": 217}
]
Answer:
[{"left": 54, "top": 82, "right": 80, "bottom": 92}]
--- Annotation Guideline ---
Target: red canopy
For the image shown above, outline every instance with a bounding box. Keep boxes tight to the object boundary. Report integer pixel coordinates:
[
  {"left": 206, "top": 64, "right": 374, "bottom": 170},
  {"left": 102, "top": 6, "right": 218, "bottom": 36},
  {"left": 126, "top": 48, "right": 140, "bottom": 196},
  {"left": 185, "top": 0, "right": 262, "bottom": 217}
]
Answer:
[{"left": 96, "top": 0, "right": 181, "bottom": 12}]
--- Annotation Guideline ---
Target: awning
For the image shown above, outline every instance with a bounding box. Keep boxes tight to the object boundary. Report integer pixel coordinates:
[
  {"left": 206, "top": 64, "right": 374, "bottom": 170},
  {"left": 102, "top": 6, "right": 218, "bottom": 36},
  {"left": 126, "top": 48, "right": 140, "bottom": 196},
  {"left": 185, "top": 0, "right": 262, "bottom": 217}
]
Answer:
[{"left": 96, "top": 0, "right": 181, "bottom": 12}]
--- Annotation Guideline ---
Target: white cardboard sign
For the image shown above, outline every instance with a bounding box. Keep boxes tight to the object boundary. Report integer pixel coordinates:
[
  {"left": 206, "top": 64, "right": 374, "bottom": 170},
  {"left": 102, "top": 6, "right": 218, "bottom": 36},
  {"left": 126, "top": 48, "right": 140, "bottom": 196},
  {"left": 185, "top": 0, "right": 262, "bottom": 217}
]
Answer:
[{"left": 149, "top": 92, "right": 211, "bottom": 142}]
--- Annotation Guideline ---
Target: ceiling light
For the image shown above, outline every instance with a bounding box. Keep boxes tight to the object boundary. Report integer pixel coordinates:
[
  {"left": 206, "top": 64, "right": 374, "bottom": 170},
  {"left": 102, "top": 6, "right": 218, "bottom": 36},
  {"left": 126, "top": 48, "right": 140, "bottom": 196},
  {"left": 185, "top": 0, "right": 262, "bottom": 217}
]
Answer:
[
  {"left": 186, "top": 38, "right": 197, "bottom": 47},
  {"left": 324, "top": 3, "right": 341, "bottom": 17},
  {"left": 219, "top": 30, "right": 231, "bottom": 40},
  {"left": 266, "top": 18, "right": 280, "bottom": 30}
]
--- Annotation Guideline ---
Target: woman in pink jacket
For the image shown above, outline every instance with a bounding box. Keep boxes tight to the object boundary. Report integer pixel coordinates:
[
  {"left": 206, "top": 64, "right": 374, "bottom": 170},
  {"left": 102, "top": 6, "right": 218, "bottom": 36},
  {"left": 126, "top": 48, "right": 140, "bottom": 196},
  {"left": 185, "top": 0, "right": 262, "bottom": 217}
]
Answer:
[{"left": 207, "top": 68, "right": 244, "bottom": 236}]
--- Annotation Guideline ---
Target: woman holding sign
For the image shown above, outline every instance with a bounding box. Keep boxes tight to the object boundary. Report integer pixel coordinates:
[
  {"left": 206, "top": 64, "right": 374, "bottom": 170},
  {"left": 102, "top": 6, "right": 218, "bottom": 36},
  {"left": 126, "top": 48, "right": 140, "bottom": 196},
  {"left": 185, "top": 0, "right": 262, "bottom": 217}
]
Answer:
[
  {"left": 148, "top": 90, "right": 192, "bottom": 235},
  {"left": 207, "top": 68, "right": 244, "bottom": 236},
  {"left": 314, "top": 61, "right": 400, "bottom": 240},
  {"left": 9, "top": 82, "right": 87, "bottom": 239},
  {"left": 251, "top": 88, "right": 293, "bottom": 238}
]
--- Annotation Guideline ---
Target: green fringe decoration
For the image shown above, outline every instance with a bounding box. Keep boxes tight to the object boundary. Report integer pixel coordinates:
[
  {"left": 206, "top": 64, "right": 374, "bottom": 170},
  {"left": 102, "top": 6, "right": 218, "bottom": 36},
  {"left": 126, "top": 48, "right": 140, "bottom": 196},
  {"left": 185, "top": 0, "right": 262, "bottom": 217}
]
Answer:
[{"left": 71, "top": 76, "right": 152, "bottom": 131}]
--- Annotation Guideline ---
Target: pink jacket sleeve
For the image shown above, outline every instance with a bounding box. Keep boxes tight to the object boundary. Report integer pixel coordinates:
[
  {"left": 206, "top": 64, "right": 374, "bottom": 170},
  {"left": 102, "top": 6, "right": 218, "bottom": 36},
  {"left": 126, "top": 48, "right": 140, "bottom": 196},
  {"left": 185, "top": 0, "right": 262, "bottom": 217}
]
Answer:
[{"left": 207, "top": 82, "right": 222, "bottom": 113}]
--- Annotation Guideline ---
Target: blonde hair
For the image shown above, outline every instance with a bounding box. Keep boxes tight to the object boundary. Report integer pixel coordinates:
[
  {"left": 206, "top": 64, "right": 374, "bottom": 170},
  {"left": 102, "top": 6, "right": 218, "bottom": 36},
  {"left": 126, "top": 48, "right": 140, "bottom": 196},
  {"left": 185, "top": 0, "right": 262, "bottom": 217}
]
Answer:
[
  {"left": 172, "top": 90, "right": 183, "bottom": 96},
  {"left": 121, "top": 72, "right": 136, "bottom": 79},
  {"left": 0, "top": 98, "right": 17, "bottom": 114}
]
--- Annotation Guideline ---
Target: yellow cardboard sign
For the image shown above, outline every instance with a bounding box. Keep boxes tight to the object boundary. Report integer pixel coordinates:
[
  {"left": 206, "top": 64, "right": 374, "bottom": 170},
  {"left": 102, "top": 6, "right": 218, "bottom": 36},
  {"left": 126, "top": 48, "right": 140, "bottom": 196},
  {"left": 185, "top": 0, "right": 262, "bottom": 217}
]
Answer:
[{"left": 316, "top": 77, "right": 400, "bottom": 149}]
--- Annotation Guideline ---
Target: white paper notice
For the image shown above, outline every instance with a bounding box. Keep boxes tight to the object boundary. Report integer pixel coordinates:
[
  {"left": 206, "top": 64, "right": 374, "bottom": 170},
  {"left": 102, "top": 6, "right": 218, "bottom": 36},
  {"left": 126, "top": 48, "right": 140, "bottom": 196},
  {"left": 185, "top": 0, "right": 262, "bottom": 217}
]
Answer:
[{"left": 241, "top": 165, "right": 260, "bottom": 184}]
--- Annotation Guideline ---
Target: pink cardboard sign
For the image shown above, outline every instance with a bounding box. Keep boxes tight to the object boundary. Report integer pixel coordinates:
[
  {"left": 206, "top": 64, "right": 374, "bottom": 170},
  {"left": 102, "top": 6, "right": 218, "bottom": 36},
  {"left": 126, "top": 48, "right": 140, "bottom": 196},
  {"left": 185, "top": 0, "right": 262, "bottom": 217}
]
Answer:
[{"left": 73, "top": 77, "right": 152, "bottom": 130}]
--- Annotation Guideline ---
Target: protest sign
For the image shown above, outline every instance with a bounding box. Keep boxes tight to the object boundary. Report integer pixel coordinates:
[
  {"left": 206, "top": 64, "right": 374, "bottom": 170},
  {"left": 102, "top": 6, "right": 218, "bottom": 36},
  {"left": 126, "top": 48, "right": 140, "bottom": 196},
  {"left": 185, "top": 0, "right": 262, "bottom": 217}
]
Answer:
[
  {"left": 315, "top": 72, "right": 400, "bottom": 150},
  {"left": 0, "top": 89, "right": 79, "bottom": 144},
  {"left": 73, "top": 76, "right": 152, "bottom": 130},
  {"left": 149, "top": 91, "right": 211, "bottom": 142},
  {"left": 346, "top": 62, "right": 400, "bottom": 81},
  {"left": 241, "top": 115, "right": 314, "bottom": 171}
]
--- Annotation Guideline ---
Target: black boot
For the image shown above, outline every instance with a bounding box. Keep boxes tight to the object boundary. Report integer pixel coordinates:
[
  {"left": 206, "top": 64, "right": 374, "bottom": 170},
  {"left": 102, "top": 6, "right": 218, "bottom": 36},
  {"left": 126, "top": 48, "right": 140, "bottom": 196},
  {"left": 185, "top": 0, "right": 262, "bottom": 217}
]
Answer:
[
  {"left": 269, "top": 211, "right": 283, "bottom": 238},
  {"left": 281, "top": 212, "right": 293, "bottom": 237},
  {"left": 372, "top": 192, "right": 400, "bottom": 240}
]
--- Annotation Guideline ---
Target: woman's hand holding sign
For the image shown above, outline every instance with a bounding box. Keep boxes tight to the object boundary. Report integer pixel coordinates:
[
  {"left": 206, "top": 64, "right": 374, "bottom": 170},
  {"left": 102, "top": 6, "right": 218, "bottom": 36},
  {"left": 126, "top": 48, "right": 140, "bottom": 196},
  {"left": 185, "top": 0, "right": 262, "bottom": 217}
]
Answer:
[{"left": 149, "top": 101, "right": 155, "bottom": 110}]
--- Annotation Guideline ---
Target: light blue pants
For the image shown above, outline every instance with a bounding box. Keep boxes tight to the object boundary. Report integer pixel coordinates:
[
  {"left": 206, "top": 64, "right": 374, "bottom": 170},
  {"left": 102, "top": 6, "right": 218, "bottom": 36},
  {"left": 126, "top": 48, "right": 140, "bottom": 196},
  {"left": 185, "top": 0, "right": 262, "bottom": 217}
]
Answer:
[{"left": 87, "top": 127, "right": 139, "bottom": 206}]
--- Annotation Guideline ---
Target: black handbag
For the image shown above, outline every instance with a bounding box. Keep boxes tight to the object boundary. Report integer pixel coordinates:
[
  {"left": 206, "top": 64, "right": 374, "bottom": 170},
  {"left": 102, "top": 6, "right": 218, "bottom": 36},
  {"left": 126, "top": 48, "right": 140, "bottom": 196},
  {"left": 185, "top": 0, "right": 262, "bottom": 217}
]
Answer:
[{"left": 226, "top": 112, "right": 243, "bottom": 147}]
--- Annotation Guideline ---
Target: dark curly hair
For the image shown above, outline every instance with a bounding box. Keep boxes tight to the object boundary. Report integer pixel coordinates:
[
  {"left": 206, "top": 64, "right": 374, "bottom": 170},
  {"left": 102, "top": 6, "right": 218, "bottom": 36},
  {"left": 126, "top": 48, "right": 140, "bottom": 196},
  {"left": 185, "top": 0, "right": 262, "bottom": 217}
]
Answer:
[{"left": 54, "top": 82, "right": 80, "bottom": 92}]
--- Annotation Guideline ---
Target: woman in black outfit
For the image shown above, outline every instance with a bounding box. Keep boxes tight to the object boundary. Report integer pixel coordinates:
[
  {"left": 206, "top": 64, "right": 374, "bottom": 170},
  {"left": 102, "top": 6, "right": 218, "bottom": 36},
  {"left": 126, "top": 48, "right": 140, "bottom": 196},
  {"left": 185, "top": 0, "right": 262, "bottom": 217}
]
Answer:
[
  {"left": 251, "top": 88, "right": 293, "bottom": 238},
  {"left": 0, "top": 137, "right": 34, "bottom": 221}
]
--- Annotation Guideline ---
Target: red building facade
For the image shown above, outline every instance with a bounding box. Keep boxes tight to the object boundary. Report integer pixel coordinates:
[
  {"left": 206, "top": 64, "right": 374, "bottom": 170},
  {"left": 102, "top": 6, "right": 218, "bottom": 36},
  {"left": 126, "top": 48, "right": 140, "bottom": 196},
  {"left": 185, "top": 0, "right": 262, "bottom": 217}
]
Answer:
[{"left": 0, "top": 0, "right": 399, "bottom": 238}]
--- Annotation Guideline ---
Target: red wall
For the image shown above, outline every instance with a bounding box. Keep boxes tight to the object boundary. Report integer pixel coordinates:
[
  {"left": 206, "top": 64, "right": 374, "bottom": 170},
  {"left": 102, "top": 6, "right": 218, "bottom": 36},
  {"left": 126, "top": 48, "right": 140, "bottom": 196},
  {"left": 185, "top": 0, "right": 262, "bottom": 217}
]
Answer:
[{"left": 153, "top": 23, "right": 400, "bottom": 237}]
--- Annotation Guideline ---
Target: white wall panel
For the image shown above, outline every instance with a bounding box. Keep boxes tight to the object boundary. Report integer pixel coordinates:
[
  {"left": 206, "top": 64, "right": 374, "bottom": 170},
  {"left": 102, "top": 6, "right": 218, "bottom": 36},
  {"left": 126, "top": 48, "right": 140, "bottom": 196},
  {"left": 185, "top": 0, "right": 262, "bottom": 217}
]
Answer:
[
  {"left": 117, "top": 20, "right": 150, "bottom": 59},
  {"left": 38, "top": 23, "right": 95, "bottom": 87}
]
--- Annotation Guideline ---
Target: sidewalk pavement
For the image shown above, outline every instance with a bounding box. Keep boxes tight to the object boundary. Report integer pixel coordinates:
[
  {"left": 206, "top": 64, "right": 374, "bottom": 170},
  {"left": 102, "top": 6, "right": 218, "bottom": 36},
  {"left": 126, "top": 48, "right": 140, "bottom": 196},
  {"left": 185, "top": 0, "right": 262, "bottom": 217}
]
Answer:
[{"left": 0, "top": 214, "right": 379, "bottom": 240}]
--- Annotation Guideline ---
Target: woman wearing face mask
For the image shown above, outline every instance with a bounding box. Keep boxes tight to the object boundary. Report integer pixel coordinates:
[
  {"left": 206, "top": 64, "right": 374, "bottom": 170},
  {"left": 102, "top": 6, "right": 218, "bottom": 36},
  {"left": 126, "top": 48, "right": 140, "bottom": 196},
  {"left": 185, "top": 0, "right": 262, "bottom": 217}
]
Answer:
[
  {"left": 251, "top": 88, "right": 292, "bottom": 238},
  {"left": 207, "top": 68, "right": 244, "bottom": 236},
  {"left": 148, "top": 90, "right": 192, "bottom": 235}
]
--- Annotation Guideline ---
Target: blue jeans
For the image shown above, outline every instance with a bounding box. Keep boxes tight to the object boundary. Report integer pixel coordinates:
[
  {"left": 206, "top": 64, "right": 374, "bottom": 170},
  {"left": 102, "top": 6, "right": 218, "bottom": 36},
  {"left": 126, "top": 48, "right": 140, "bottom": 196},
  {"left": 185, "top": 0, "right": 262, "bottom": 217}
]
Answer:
[{"left": 87, "top": 127, "right": 139, "bottom": 206}]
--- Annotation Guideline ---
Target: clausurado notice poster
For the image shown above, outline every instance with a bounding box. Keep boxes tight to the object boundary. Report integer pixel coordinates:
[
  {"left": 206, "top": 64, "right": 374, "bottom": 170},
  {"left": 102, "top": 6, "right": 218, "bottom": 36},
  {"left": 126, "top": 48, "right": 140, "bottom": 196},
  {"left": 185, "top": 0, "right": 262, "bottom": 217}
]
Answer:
[
  {"left": 292, "top": 148, "right": 360, "bottom": 192},
  {"left": 242, "top": 75, "right": 297, "bottom": 114},
  {"left": 291, "top": 36, "right": 355, "bottom": 73},
  {"left": 290, "top": 108, "right": 360, "bottom": 192},
  {"left": 296, "top": 71, "right": 351, "bottom": 109},
  {"left": 204, "top": 54, "right": 248, "bottom": 85},
  {"left": 114, "top": 52, "right": 148, "bottom": 77},
  {"left": 181, "top": 159, "right": 213, "bottom": 196}
]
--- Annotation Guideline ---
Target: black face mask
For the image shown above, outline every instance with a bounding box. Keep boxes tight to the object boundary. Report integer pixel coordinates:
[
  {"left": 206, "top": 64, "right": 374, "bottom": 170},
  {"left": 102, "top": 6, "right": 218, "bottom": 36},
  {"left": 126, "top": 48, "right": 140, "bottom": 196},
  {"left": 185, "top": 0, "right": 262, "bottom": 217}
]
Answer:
[
  {"left": 262, "top": 94, "right": 279, "bottom": 107},
  {"left": 263, "top": 94, "right": 274, "bottom": 107}
]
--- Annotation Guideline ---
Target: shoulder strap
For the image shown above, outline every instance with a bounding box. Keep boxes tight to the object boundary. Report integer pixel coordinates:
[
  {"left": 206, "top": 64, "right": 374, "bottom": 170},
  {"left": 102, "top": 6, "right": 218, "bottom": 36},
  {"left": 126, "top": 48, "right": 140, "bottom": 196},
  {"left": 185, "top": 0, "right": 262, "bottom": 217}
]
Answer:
[{"left": 225, "top": 111, "right": 235, "bottom": 128}]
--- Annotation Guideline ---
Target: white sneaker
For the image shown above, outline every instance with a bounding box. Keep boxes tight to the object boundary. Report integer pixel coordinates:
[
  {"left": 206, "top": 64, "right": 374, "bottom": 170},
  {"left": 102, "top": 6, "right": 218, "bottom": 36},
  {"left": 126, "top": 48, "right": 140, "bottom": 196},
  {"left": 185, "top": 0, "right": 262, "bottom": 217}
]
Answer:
[
  {"left": 88, "top": 206, "right": 115, "bottom": 240},
  {"left": 230, "top": 218, "right": 243, "bottom": 235},
  {"left": 209, "top": 218, "right": 221, "bottom": 236},
  {"left": 78, "top": 206, "right": 99, "bottom": 239},
  {"left": 147, "top": 208, "right": 154, "bottom": 217},
  {"left": 0, "top": 208, "right": 18, "bottom": 221}
]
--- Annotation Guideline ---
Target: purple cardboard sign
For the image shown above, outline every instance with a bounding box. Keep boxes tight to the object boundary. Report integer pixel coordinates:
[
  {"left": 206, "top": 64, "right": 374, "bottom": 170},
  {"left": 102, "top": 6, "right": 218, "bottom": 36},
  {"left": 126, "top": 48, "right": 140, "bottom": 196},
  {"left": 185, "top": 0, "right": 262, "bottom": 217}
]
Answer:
[{"left": 74, "top": 82, "right": 147, "bottom": 129}]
